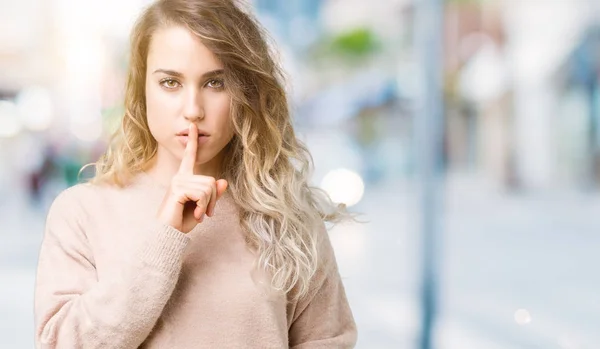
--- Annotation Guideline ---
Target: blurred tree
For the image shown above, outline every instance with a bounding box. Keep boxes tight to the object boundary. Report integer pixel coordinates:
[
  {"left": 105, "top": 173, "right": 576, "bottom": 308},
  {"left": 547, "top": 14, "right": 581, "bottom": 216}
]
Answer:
[
  {"left": 309, "top": 27, "right": 381, "bottom": 68},
  {"left": 330, "top": 27, "right": 379, "bottom": 57}
]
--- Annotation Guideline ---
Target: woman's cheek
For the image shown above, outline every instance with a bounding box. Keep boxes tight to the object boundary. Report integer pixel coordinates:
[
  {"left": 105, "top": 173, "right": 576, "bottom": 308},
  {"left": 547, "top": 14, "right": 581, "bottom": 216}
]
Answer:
[
  {"left": 148, "top": 91, "right": 174, "bottom": 123},
  {"left": 146, "top": 91, "right": 169, "bottom": 136}
]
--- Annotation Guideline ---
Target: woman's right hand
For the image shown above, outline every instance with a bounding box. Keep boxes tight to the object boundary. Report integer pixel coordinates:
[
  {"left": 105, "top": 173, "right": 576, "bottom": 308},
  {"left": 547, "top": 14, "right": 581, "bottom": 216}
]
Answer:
[{"left": 156, "top": 123, "right": 228, "bottom": 233}]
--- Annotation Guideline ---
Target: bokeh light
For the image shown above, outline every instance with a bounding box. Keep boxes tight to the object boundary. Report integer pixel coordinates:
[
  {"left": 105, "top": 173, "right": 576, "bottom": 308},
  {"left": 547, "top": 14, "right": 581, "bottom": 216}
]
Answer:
[
  {"left": 320, "top": 168, "right": 365, "bottom": 207},
  {"left": 0, "top": 101, "right": 22, "bottom": 138},
  {"left": 16, "top": 86, "right": 54, "bottom": 131},
  {"left": 514, "top": 309, "right": 532, "bottom": 325}
]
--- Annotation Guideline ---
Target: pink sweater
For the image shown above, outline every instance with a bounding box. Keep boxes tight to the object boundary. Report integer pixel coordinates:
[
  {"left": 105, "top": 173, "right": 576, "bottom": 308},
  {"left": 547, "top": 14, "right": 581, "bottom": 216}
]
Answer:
[{"left": 34, "top": 174, "right": 356, "bottom": 348}]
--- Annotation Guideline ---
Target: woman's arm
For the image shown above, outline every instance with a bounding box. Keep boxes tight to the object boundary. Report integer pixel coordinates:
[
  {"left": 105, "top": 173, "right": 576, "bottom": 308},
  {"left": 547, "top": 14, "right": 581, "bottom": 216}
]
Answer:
[
  {"left": 34, "top": 186, "right": 190, "bottom": 349},
  {"left": 288, "top": 225, "right": 357, "bottom": 349}
]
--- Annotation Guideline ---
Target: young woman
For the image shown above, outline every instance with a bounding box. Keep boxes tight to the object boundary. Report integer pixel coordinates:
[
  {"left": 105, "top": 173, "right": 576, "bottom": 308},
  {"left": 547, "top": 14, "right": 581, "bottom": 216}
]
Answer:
[{"left": 34, "top": 0, "right": 356, "bottom": 348}]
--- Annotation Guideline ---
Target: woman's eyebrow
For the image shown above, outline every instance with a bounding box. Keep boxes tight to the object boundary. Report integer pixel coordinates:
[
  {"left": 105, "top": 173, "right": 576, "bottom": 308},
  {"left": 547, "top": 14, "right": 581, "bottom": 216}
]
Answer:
[
  {"left": 201, "top": 69, "right": 224, "bottom": 78},
  {"left": 152, "top": 69, "right": 224, "bottom": 79}
]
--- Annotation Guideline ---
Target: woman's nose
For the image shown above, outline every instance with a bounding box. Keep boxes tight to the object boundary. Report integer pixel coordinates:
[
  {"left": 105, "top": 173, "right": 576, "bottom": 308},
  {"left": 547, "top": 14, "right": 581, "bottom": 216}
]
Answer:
[{"left": 182, "top": 88, "right": 204, "bottom": 121}]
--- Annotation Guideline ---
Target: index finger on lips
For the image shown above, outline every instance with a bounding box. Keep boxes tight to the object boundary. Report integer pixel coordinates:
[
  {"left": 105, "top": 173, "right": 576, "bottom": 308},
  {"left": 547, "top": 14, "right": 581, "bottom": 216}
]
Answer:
[{"left": 178, "top": 123, "right": 198, "bottom": 175}]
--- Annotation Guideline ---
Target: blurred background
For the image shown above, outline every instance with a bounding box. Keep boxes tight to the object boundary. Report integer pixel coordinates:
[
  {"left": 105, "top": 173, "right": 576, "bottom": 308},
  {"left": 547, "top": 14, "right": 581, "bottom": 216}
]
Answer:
[{"left": 1, "top": 0, "right": 600, "bottom": 348}]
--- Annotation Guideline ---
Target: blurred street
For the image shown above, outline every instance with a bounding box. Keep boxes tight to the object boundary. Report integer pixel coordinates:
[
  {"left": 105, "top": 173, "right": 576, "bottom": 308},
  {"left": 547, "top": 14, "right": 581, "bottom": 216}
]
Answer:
[{"left": 2, "top": 0, "right": 600, "bottom": 348}]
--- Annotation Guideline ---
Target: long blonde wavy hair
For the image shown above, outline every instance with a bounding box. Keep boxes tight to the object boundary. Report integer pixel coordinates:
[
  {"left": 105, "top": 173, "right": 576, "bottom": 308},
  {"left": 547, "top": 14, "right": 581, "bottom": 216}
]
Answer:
[{"left": 92, "top": 0, "right": 350, "bottom": 299}]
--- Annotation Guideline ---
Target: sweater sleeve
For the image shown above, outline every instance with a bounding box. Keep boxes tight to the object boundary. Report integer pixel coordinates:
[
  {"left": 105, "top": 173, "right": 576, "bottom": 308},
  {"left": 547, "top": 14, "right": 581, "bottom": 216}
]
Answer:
[
  {"left": 288, "top": 224, "right": 357, "bottom": 349},
  {"left": 34, "top": 187, "right": 190, "bottom": 349}
]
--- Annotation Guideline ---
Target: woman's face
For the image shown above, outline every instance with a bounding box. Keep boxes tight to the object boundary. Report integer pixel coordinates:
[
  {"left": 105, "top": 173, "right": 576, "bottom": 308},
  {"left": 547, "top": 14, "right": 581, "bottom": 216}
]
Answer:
[{"left": 145, "top": 25, "right": 234, "bottom": 174}]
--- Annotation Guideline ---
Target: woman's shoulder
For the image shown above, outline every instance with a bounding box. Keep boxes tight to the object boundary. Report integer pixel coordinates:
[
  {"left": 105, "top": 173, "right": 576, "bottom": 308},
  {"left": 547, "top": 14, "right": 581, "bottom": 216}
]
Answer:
[
  {"left": 44, "top": 183, "right": 96, "bottom": 229},
  {"left": 49, "top": 182, "right": 93, "bottom": 208},
  {"left": 47, "top": 180, "right": 130, "bottom": 218},
  {"left": 52, "top": 180, "right": 114, "bottom": 204}
]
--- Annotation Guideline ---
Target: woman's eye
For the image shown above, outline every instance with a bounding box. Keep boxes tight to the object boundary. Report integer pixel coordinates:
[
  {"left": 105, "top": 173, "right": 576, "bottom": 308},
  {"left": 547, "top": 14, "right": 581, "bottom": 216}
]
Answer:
[
  {"left": 206, "top": 79, "right": 224, "bottom": 89},
  {"left": 160, "top": 79, "right": 180, "bottom": 89}
]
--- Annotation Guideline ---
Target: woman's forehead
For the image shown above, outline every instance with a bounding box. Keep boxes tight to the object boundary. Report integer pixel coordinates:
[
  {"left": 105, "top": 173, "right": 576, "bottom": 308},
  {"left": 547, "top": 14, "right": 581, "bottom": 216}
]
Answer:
[{"left": 147, "top": 25, "right": 223, "bottom": 76}]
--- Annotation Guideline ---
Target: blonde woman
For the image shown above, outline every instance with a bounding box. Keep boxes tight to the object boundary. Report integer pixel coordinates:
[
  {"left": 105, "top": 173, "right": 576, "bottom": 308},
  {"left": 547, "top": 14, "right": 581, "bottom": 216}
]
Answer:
[{"left": 34, "top": 0, "right": 356, "bottom": 348}]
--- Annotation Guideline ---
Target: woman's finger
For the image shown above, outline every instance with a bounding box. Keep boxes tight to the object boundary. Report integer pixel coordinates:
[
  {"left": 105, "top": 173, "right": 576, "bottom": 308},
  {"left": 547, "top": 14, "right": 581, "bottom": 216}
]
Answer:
[
  {"left": 216, "top": 179, "right": 228, "bottom": 200},
  {"left": 177, "top": 123, "right": 198, "bottom": 175},
  {"left": 206, "top": 182, "right": 217, "bottom": 217}
]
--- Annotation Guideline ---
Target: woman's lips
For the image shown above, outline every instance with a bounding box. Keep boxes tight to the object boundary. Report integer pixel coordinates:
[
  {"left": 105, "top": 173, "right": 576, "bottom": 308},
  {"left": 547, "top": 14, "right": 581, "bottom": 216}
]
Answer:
[{"left": 176, "top": 134, "right": 209, "bottom": 146}]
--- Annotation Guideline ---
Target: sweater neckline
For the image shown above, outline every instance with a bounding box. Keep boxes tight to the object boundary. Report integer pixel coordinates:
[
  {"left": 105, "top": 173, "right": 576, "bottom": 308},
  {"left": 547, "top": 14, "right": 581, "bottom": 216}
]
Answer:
[{"left": 135, "top": 170, "right": 169, "bottom": 190}]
